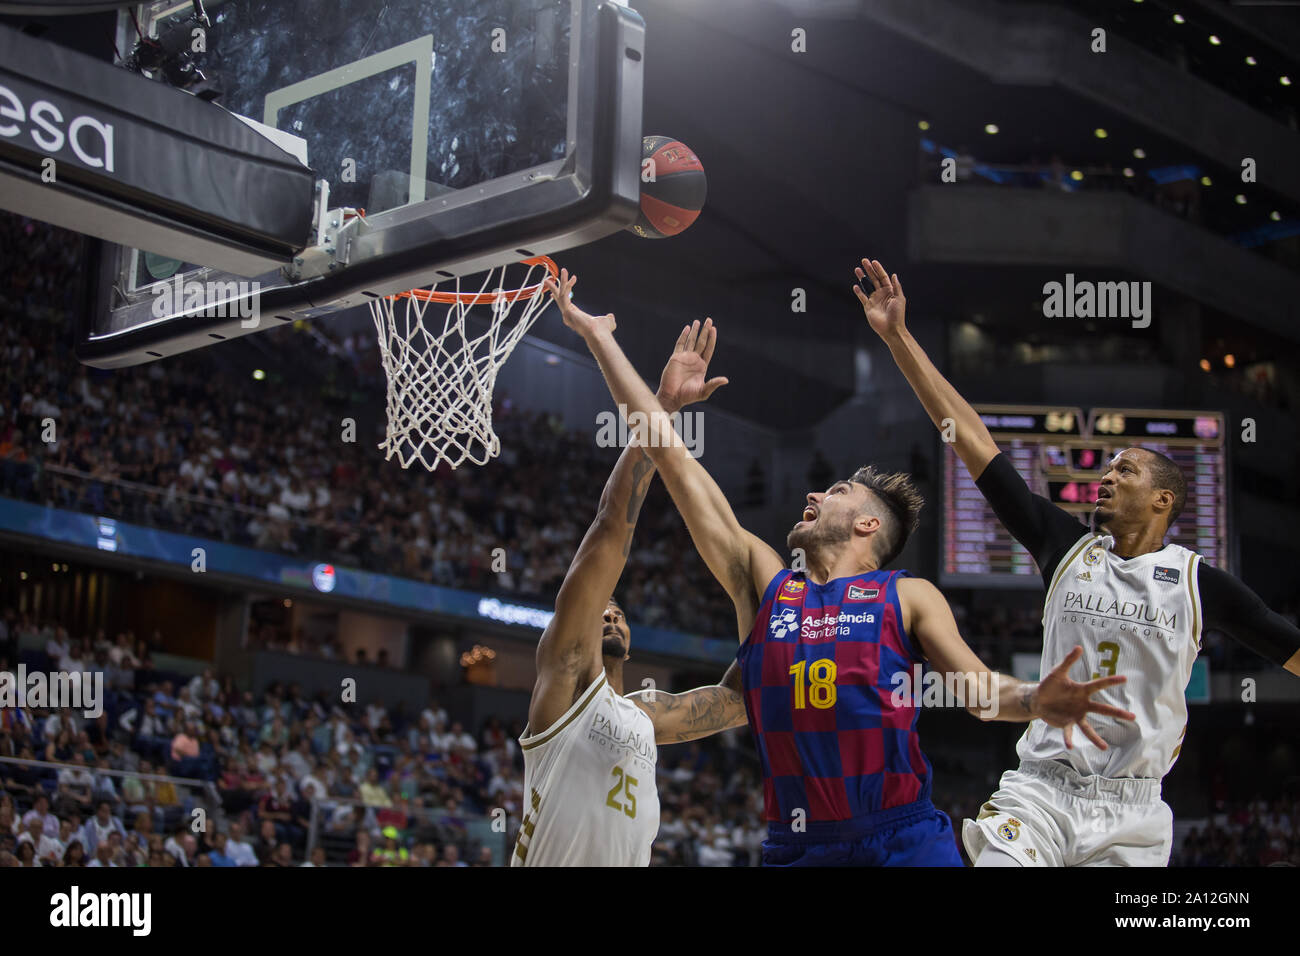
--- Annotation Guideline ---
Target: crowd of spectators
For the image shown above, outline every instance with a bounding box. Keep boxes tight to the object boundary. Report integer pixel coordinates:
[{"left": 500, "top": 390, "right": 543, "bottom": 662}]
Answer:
[
  {"left": 0, "top": 613, "right": 529, "bottom": 867},
  {"left": 0, "top": 612, "right": 781, "bottom": 867},
  {"left": 0, "top": 213, "right": 736, "bottom": 640},
  {"left": 1171, "top": 802, "right": 1300, "bottom": 867}
]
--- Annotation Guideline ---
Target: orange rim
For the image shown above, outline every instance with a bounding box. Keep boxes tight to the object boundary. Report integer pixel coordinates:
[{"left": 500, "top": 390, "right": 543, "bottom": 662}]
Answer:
[{"left": 391, "top": 256, "right": 559, "bottom": 305}]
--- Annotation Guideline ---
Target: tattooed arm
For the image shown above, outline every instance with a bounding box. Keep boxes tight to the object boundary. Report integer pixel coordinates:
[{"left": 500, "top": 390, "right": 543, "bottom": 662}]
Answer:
[
  {"left": 530, "top": 433, "right": 666, "bottom": 737},
  {"left": 528, "top": 323, "right": 728, "bottom": 737},
  {"left": 627, "top": 660, "right": 748, "bottom": 745}
]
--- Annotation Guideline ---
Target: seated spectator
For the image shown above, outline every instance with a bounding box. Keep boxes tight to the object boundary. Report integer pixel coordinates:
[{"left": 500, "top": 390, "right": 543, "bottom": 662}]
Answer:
[
  {"left": 206, "top": 832, "right": 238, "bottom": 867},
  {"left": 224, "top": 822, "right": 259, "bottom": 867},
  {"left": 359, "top": 768, "right": 391, "bottom": 808},
  {"left": 55, "top": 753, "right": 96, "bottom": 817},
  {"left": 22, "top": 793, "right": 60, "bottom": 839},
  {"left": 437, "top": 843, "right": 467, "bottom": 868},
  {"left": 300, "top": 845, "right": 327, "bottom": 867},
  {"left": 257, "top": 778, "right": 295, "bottom": 842},
  {"left": 80, "top": 800, "right": 125, "bottom": 856},
  {"left": 265, "top": 842, "right": 294, "bottom": 867},
  {"left": 36, "top": 818, "right": 75, "bottom": 866},
  {"left": 91, "top": 756, "right": 120, "bottom": 806},
  {"left": 87, "top": 843, "right": 117, "bottom": 868},
  {"left": 16, "top": 840, "right": 40, "bottom": 867},
  {"left": 157, "top": 824, "right": 186, "bottom": 867},
  {"left": 60, "top": 840, "right": 86, "bottom": 867},
  {"left": 370, "top": 826, "right": 408, "bottom": 866},
  {"left": 169, "top": 722, "right": 211, "bottom": 779}
]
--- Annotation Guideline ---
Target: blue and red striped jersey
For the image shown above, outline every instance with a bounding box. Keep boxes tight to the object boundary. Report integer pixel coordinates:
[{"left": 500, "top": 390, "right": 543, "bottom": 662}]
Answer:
[{"left": 736, "top": 567, "right": 934, "bottom": 827}]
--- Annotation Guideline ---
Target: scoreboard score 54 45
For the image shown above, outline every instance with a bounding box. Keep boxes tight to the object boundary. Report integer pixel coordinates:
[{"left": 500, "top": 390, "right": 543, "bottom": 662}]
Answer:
[{"left": 942, "top": 405, "right": 1228, "bottom": 587}]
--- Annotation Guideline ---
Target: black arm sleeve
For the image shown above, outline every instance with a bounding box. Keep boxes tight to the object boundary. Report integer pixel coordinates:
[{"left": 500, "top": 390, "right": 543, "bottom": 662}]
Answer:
[
  {"left": 973, "top": 453, "right": 1091, "bottom": 587},
  {"left": 1198, "top": 564, "right": 1300, "bottom": 668}
]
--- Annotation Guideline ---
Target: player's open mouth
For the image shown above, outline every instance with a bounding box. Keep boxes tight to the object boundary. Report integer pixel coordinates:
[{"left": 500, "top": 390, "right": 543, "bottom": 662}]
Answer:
[
  {"left": 802, "top": 506, "right": 817, "bottom": 522},
  {"left": 1097, "top": 488, "right": 1112, "bottom": 503}
]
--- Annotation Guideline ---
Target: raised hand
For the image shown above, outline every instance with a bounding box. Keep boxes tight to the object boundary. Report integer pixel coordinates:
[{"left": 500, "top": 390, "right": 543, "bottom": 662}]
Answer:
[
  {"left": 1031, "top": 646, "right": 1136, "bottom": 750},
  {"left": 852, "top": 257, "right": 907, "bottom": 339},
  {"left": 657, "top": 318, "right": 729, "bottom": 413},
  {"left": 544, "top": 268, "right": 616, "bottom": 338}
]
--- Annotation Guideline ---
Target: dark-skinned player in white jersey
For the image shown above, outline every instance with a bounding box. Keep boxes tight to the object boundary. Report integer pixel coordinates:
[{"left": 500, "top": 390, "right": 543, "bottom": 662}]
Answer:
[
  {"left": 514, "top": 319, "right": 748, "bottom": 867},
  {"left": 855, "top": 256, "right": 1300, "bottom": 867}
]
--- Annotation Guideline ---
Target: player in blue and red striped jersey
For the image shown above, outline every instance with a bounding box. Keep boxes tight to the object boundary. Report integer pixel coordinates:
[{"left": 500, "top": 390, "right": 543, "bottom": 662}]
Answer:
[{"left": 547, "top": 268, "right": 1133, "bottom": 867}]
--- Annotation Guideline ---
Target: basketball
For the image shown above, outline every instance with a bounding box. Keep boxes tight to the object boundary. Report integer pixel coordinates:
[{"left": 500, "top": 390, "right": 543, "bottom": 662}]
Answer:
[{"left": 628, "top": 135, "right": 707, "bottom": 239}]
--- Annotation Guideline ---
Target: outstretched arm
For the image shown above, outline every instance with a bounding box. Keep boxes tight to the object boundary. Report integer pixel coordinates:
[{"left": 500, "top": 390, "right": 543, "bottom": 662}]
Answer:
[
  {"left": 529, "top": 324, "right": 726, "bottom": 735},
  {"left": 627, "top": 661, "right": 747, "bottom": 745},
  {"left": 1200, "top": 565, "right": 1300, "bottom": 677},
  {"left": 547, "top": 270, "right": 786, "bottom": 640},
  {"left": 900, "top": 578, "right": 1135, "bottom": 749},
  {"left": 856, "top": 257, "right": 1087, "bottom": 581},
  {"left": 853, "top": 258, "right": 1000, "bottom": 480}
]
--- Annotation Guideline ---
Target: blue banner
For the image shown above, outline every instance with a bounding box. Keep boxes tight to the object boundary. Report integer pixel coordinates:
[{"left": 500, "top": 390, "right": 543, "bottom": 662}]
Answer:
[{"left": 0, "top": 497, "right": 737, "bottom": 666}]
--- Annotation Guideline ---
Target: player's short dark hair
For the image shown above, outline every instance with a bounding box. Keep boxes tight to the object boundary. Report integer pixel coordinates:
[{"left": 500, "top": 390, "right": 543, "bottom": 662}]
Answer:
[
  {"left": 1140, "top": 448, "right": 1187, "bottom": 528},
  {"left": 847, "top": 465, "right": 924, "bottom": 567}
]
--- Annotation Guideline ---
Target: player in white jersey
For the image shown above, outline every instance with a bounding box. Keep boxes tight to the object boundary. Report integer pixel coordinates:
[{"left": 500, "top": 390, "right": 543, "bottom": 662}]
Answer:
[
  {"left": 513, "top": 311, "right": 748, "bottom": 867},
  {"left": 858, "top": 256, "right": 1300, "bottom": 866}
]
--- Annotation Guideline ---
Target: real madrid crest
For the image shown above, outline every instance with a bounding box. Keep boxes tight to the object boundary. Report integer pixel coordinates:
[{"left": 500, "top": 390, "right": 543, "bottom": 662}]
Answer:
[{"left": 997, "top": 817, "right": 1022, "bottom": 842}]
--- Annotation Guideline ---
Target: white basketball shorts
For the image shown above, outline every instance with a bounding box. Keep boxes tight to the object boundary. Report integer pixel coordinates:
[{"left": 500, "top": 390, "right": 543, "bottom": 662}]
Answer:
[{"left": 961, "top": 759, "right": 1173, "bottom": 867}]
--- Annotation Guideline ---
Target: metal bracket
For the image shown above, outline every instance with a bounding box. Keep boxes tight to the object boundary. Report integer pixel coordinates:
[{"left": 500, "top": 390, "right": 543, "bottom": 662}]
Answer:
[{"left": 285, "top": 179, "right": 365, "bottom": 281}]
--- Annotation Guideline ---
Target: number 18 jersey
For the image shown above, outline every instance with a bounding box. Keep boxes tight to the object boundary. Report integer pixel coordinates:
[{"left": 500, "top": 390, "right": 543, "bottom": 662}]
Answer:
[{"left": 737, "top": 568, "right": 934, "bottom": 831}]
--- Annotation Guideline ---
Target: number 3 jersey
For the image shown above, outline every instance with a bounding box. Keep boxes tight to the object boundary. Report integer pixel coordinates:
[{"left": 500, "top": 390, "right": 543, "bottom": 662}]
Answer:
[
  {"left": 737, "top": 568, "right": 935, "bottom": 831},
  {"left": 1021, "top": 532, "right": 1203, "bottom": 780},
  {"left": 512, "top": 672, "right": 659, "bottom": 867}
]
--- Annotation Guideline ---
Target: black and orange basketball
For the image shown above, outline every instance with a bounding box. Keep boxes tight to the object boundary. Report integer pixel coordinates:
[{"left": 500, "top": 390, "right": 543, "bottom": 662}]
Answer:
[{"left": 628, "top": 135, "right": 707, "bottom": 239}]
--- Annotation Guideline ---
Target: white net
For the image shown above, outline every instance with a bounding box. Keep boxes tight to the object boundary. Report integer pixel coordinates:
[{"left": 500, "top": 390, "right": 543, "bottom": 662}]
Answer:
[{"left": 368, "top": 259, "right": 556, "bottom": 470}]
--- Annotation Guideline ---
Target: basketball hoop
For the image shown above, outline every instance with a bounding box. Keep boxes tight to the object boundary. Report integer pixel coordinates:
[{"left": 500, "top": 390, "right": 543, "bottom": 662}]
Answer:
[{"left": 368, "top": 256, "right": 559, "bottom": 470}]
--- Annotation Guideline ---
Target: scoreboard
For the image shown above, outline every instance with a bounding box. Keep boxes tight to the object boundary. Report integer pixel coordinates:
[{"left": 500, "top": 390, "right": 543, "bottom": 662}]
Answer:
[{"left": 942, "top": 405, "right": 1229, "bottom": 588}]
